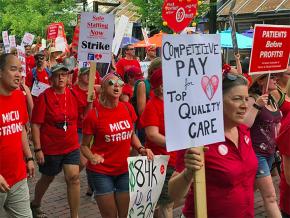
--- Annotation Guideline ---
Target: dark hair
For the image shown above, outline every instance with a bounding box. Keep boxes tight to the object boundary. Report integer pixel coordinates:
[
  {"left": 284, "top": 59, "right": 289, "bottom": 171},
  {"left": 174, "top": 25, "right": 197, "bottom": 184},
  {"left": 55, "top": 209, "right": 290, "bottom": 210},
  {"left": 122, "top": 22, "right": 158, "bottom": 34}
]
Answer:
[
  {"left": 0, "top": 53, "right": 13, "bottom": 71},
  {"left": 222, "top": 74, "right": 248, "bottom": 95},
  {"left": 123, "top": 44, "right": 133, "bottom": 51}
]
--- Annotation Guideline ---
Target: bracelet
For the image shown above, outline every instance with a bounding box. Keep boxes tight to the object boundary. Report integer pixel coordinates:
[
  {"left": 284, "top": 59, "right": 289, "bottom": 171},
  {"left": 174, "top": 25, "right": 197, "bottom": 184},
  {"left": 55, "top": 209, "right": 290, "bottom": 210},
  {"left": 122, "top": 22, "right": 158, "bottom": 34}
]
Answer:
[
  {"left": 183, "top": 170, "right": 192, "bottom": 183},
  {"left": 34, "top": 148, "right": 42, "bottom": 153},
  {"left": 137, "top": 146, "right": 145, "bottom": 153},
  {"left": 253, "top": 103, "right": 262, "bottom": 111},
  {"left": 26, "top": 157, "right": 34, "bottom": 163}
]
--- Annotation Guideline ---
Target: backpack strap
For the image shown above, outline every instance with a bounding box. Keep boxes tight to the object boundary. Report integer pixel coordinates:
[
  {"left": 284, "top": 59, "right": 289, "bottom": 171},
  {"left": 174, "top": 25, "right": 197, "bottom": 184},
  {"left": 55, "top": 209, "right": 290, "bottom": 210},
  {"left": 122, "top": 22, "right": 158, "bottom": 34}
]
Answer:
[{"left": 32, "top": 67, "right": 52, "bottom": 83}]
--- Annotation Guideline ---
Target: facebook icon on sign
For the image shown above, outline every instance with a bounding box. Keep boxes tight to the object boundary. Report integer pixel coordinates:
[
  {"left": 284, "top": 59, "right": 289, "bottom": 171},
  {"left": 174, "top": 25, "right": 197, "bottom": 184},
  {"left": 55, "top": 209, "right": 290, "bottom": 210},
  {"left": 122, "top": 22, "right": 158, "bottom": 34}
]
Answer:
[{"left": 88, "top": 53, "right": 94, "bottom": 61}]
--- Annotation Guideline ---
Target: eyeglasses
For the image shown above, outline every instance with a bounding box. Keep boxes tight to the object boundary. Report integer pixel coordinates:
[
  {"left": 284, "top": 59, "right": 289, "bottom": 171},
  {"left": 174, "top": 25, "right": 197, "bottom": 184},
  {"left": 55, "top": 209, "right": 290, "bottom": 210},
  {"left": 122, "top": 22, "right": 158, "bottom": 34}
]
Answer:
[
  {"left": 224, "top": 73, "right": 247, "bottom": 82},
  {"left": 260, "top": 74, "right": 276, "bottom": 80},
  {"left": 53, "top": 72, "right": 69, "bottom": 78},
  {"left": 108, "top": 79, "right": 124, "bottom": 87}
]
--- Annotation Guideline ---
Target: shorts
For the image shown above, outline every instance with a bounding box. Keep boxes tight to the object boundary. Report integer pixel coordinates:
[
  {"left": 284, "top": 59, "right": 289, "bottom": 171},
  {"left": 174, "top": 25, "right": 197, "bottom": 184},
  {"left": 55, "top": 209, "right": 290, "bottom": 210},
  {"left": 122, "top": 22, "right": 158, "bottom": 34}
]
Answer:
[
  {"left": 39, "top": 149, "right": 80, "bottom": 176},
  {"left": 0, "top": 179, "right": 32, "bottom": 218},
  {"left": 86, "top": 170, "right": 129, "bottom": 196},
  {"left": 158, "top": 166, "right": 175, "bottom": 205},
  {"left": 255, "top": 153, "right": 275, "bottom": 178}
]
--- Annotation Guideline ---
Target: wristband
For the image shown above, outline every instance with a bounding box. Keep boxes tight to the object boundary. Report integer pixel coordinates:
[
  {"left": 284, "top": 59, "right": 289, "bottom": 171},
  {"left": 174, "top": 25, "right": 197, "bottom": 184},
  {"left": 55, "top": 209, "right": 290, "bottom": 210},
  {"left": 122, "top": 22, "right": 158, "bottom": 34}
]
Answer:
[
  {"left": 253, "top": 103, "right": 262, "bottom": 111},
  {"left": 34, "top": 148, "right": 42, "bottom": 153},
  {"left": 26, "top": 157, "right": 34, "bottom": 163},
  {"left": 137, "top": 146, "right": 145, "bottom": 153}
]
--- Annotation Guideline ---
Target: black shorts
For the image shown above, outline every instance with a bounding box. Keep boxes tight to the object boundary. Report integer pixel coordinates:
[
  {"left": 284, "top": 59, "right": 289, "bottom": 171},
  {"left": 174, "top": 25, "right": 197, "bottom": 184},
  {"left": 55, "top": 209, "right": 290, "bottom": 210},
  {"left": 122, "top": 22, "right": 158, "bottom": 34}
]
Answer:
[{"left": 39, "top": 149, "right": 80, "bottom": 176}]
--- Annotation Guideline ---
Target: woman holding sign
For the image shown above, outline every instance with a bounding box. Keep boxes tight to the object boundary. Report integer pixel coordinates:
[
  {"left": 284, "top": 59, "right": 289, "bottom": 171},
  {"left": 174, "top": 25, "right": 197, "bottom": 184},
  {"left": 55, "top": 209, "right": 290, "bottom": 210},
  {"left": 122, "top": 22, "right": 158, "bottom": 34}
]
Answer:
[
  {"left": 168, "top": 73, "right": 258, "bottom": 218},
  {"left": 244, "top": 74, "right": 282, "bottom": 217},
  {"left": 81, "top": 72, "right": 154, "bottom": 218}
]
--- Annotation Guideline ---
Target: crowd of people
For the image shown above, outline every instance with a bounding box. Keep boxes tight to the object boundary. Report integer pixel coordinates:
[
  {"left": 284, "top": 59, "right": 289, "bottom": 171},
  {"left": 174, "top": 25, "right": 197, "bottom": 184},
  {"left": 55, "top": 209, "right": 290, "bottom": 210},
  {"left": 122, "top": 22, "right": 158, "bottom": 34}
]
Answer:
[{"left": 1, "top": 36, "right": 290, "bottom": 218}]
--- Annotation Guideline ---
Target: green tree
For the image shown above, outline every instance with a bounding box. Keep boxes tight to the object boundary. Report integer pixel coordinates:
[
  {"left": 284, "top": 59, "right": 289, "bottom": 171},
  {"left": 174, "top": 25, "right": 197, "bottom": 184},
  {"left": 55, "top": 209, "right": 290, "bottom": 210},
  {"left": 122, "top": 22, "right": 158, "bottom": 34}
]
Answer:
[
  {"left": 0, "top": 0, "right": 77, "bottom": 43},
  {"left": 130, "top": 0, "right": 211, "bottom": 34}
]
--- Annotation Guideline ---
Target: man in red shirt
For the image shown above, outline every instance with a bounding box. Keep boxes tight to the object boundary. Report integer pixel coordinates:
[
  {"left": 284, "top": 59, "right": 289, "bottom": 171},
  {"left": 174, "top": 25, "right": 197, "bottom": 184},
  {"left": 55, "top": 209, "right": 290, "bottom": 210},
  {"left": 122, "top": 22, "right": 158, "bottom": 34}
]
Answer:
[
  {"left": 25, "top": 45, "right": 35, "bottom": 74},
  {"left": 115, "top": 44, "right": 141, "bottom": 79},
  {"left": 0, "top": 53, "right": 35, "bottom": 217},
  {"left": 25, "top": 51, "right": 50, "bottom": 91}
]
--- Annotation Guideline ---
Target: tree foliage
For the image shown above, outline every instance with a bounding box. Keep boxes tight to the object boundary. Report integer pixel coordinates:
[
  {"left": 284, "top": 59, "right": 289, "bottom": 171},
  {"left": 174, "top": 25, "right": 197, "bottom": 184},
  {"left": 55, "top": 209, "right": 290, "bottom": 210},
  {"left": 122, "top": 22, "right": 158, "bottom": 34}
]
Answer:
[
  {"left": 0, "top": 0, "right": 77, "bottom": 43},
  {"left": 129, "top": 0, "right": 211, "bottom": 34}
]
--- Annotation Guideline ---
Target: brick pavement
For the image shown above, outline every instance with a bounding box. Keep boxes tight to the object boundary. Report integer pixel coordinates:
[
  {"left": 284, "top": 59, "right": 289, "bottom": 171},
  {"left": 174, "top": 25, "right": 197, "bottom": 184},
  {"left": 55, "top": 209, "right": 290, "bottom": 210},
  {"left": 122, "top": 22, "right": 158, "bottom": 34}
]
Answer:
[{"left": 28, "top": 170, "right": 280, "bottom": 218}]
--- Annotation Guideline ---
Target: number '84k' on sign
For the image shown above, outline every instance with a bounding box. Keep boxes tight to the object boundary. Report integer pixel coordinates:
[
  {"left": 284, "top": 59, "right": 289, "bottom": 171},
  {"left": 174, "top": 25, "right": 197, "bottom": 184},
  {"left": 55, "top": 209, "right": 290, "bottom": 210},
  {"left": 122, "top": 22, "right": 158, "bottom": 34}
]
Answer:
[{"left": 127, "top": 155, "right": 169, "bottom": 218}]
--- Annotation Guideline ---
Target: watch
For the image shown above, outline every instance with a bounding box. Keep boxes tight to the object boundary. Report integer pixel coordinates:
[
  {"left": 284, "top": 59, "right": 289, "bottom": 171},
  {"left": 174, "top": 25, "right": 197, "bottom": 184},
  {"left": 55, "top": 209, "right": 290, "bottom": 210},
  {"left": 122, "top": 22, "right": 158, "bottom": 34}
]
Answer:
[{"left": 26, "top": 157, "right": 34, "bottom": 163}]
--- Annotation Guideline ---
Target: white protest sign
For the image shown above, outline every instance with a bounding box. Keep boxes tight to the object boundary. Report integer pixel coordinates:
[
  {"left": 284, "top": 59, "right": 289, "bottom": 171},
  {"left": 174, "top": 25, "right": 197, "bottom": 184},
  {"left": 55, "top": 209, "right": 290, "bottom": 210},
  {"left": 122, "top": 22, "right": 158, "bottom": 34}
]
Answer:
[
  {"left": 16, "top": 46, "right": 26, "bottom": 76},
  {"left": 31, "top": 81, "right": 50, "bottom": 97},
  {"left": 127, "top": 155, "right": 169, "bottom": 218},
  {"left": 162, "top": 34, "right": 224, "bottom": 151},
  {"left": 141, "top": 28, "right": 149, "bottom": 46},
  {"left": 2, "top": 31, "right": 10, "bottom": 53},
  {"left": 140, "top": 61, "right": 150, "bottom": 79},
  {"left": 9, "top": 35, "right": 16, "bottom": 48},
  {"left": 21, "top": 32, "right": 35, "bottom": 46},
  {"left": 112, "top": 15, "right": 129, "bottom": 56},
  {"left": 40, "top": 39, "right": 46, "bottom": 51},
  {"left": 124, "top": 22, "right": 133, "bottom": 37},
  {"left": 78, "top": 12, "right": 114, "bottom": 63},
  {"left": 78, "top": 60, "right": 90, "bottom": 68},
  {"left": 55, "top": 36, "right": 66, "bottom": 52}
]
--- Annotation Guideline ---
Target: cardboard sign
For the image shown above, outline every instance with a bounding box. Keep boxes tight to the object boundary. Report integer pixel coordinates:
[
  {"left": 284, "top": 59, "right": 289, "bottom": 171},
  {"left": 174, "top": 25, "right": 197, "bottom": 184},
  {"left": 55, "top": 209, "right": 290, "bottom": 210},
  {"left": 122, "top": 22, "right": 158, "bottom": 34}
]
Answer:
[
  {"left": 124, "top": 22, "right": 133, "bottom": 37},
  {"left": 249, "top": 24, "right": 290, "bottom": 75},
  {"left": 9, "top": 35, "right": 16, "bottom": 48},
  {"left": 21, "top": 32, "right": 35, "bottom": 46},
  {"left": 127, "top": 155, "right": 169, "bottom": 218},
  {"left": 16, "top": 46, "right": 26, "bottom": 76},
  {"left": 31, "top": 81, "right": 50, "bottom": 97},
  {"left": 78, "top": 12, "right": 114, "bottom": 63},
  {"left": 112, "top": 15, "right": 129, "bottom": 56},
  {"left": 162, "top": 34, "right": 224, "bottom": 152},
  {"left": 162, "top": 0, "right": 197, "bottom": 33}
]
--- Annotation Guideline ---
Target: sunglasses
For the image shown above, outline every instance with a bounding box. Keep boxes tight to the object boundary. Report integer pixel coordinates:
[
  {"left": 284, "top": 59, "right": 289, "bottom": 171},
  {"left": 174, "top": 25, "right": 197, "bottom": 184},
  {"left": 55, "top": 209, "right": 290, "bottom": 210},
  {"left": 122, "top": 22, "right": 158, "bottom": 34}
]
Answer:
[
  {"left": 126, "top": 48, "right": 135, "bottom": 51},
  {"left": 36, "top": 55, "right": 45, "bottom": 60},
  {"left": 108, "top": 79, "right": 124, "bottom": 87}
]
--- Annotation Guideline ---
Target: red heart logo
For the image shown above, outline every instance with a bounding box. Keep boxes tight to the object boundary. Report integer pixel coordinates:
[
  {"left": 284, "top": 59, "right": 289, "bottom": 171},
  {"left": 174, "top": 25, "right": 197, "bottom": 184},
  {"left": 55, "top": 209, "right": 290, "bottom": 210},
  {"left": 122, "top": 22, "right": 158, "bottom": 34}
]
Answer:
[
  {"left": 201, "top": 75, "right": 219, "bottom": 100},
  {"left": 95, "top": 53, "right": 102, "bottom": 60},
  {"left": 160, "top": 165, "right": 165, "bottom": 175},
  {"left": 162, "top": 0, "right": 197, "bottom": 33}
]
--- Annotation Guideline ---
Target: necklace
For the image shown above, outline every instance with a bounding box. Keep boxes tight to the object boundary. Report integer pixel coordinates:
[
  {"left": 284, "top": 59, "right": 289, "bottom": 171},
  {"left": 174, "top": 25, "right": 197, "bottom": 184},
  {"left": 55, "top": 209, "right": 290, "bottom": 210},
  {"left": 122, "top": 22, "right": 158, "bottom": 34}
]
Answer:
[{"left": 53, "top": 88, "right": 67, "bottom": 132}]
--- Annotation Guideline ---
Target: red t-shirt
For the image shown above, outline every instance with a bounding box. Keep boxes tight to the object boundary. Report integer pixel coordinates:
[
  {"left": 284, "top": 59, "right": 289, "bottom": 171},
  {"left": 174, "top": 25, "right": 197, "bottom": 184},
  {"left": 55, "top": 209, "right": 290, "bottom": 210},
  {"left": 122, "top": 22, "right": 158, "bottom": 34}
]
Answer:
[
  {"left": 25, "top": 55, "right": 35, "bottom": 73},
  {"left": 72, "top": 84, "right": 98, "bottom": 129},
  {"left": 115, "top": 58, "right": 141, "bottom": 79},
  {"left": 82, "top": 102, "right": 137, "bottom": 175},
  {"left": 277, "top": 114, "right": 290, "bottom": 215},
  {"left": 175, "top": 125, "right": 257, "bottom": 218},
  {"left": 25, "top": 68, "right": 50, "bottom": 88},
  {"left": 0, "top": 90, "right": 28, "bottom": 187},
  {"left": 122, "top": 83, "right": 133, "bottom": 100},
  {"left": 31, "top": 87, "right": 79, "bottom": 155},
  {"left": 140, "top": 96, "right": 176, "bottom": 167}
]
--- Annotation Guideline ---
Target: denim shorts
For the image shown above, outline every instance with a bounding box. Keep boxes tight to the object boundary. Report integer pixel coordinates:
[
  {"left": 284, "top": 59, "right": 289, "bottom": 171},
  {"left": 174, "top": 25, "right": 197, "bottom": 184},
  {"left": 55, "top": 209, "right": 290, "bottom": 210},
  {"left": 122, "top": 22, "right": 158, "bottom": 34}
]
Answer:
[
  {"left": 39, "top": 149, "right": 80, "bottom": 176},
  {"left": 86, "top": 170, "right": 129, "bottom": 196},
  {"left": 256, "top": 153, "right": 275, "bottom": 178}
]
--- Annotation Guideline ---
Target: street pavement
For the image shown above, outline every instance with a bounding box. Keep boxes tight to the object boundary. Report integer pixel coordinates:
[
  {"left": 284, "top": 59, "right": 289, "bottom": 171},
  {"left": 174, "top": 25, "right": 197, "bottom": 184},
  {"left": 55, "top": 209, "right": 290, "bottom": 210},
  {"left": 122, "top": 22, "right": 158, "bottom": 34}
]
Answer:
[{"left": 28, "top": 170, "right": 280, "bottom": 218}]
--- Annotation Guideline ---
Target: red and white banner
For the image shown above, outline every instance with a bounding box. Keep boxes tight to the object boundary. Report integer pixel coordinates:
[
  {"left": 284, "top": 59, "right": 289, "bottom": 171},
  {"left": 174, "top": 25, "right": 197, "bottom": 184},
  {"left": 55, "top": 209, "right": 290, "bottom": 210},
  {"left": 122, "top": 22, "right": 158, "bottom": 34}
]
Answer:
[
  {"left": 162, "top": 0, "right": 197, "bottom": 33},
  {"left": 249, "top": 24, "right": 290, "bottom": 75}
]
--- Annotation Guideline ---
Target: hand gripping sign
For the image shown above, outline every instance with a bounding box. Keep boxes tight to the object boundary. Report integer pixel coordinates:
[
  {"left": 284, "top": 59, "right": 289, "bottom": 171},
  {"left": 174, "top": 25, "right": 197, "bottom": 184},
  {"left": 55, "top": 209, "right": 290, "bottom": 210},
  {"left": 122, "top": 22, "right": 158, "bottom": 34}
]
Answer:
[{"left": 162, "top": 0, "right": 198, "bottom": 33}]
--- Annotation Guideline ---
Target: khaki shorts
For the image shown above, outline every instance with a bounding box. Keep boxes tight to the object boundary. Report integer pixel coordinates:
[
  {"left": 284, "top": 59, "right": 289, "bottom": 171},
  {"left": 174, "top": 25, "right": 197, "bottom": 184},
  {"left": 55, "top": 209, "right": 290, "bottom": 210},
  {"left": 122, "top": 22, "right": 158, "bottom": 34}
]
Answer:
[{"left": 0, "top": 178, "right": 32, "bottom": 218}]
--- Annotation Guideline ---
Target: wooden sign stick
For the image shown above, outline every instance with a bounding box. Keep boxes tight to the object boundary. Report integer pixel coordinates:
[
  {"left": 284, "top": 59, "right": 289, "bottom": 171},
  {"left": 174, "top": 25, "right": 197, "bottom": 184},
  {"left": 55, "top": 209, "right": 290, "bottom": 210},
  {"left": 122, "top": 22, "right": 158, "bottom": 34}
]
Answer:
[
  {"left": 194, "top": 146, "right": 207, "bottom": 218},
  {"left": 87, "top": 62, "right": 96, "bottom": 102}
]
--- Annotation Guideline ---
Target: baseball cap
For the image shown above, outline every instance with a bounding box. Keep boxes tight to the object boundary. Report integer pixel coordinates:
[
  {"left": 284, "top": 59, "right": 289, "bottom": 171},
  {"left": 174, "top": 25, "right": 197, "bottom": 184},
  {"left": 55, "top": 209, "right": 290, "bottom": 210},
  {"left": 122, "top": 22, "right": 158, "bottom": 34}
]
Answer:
[{"left": 51, "top": 63, "right": 69, "bottom": 74}]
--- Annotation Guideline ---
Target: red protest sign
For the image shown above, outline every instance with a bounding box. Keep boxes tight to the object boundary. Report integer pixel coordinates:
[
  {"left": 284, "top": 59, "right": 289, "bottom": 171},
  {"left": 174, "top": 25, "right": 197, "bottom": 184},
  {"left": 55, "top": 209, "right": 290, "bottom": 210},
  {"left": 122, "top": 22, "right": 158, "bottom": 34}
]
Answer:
[
  {"left": 249, "top": 24, "right": 290, "bottom": 75},
  {"left": 47, "top": 22, "right": 66, "bottom": 40},
  {"left": 162, "top": 0, "right": 197, "bottom": 33}
]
